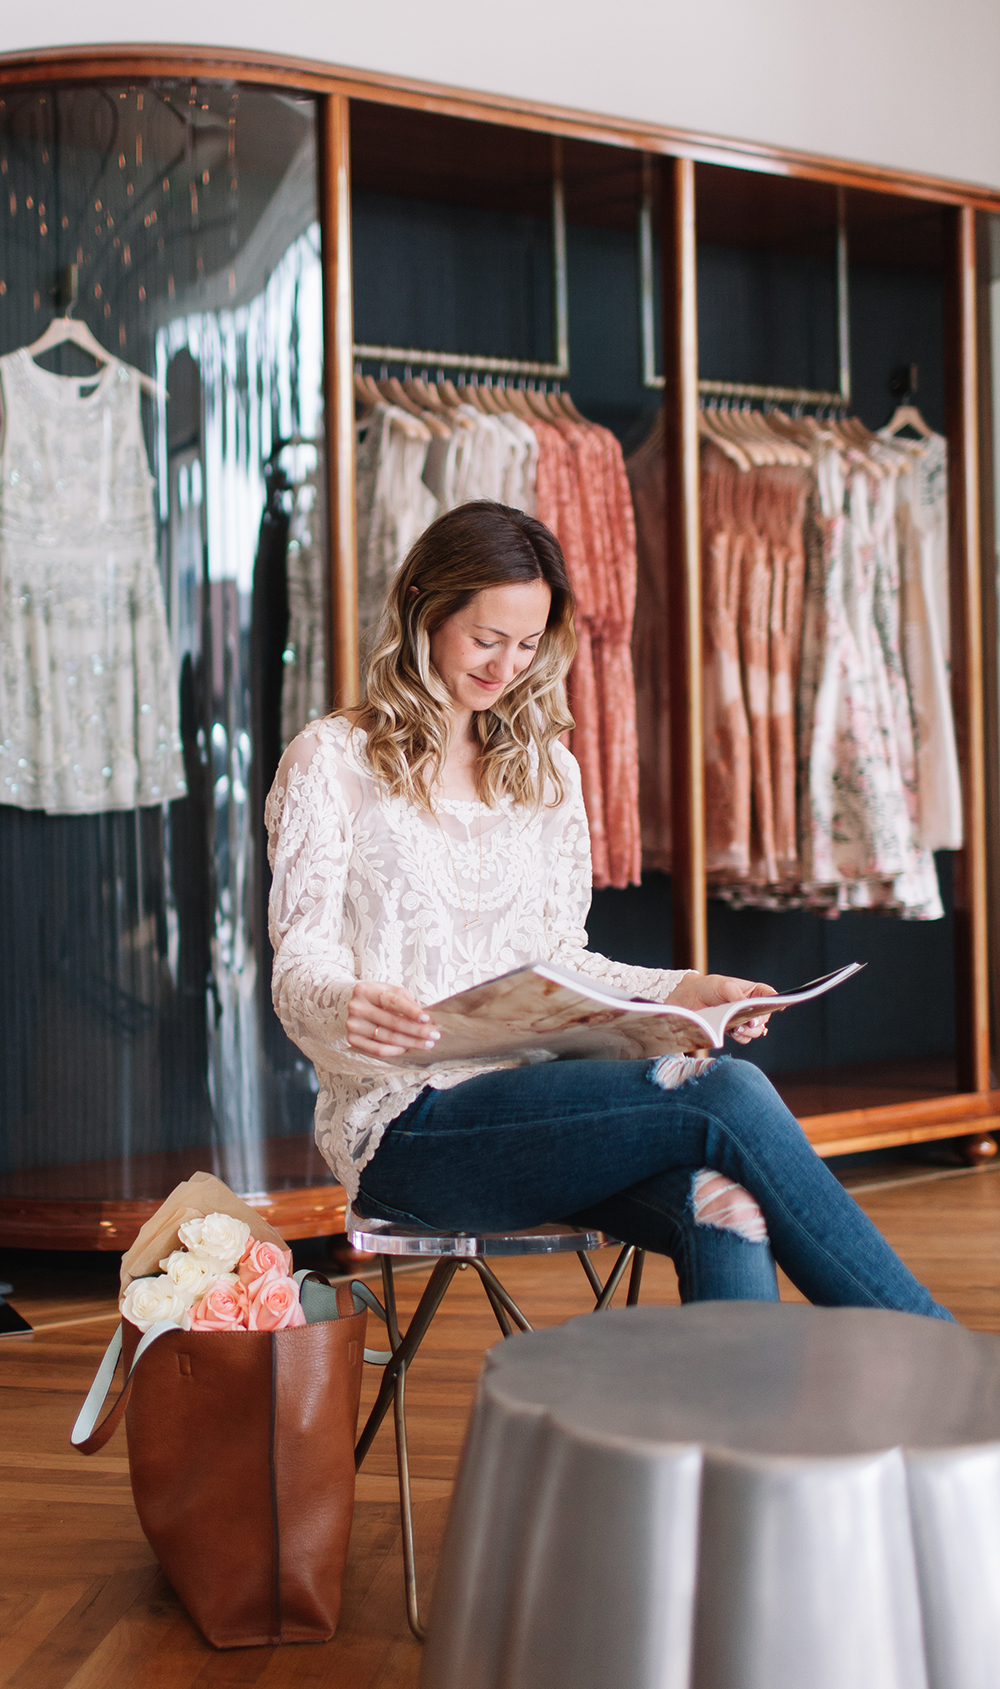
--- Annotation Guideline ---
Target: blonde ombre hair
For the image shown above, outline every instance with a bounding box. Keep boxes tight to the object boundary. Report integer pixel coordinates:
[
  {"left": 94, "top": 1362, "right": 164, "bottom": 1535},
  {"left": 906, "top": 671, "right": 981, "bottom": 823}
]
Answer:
[{"left": 354, "top": 501, "right": 577, "bottom": 810}]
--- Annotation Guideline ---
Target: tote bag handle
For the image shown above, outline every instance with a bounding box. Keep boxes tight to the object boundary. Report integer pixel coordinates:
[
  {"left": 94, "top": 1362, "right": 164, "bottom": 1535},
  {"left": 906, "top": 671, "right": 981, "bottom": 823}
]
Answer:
[
  {"left": 71, "top": 1319, "right": 179, "bottom": 1455},
  {"left": 74, "top": 1278, "right": 366, "bottom": 1455}
]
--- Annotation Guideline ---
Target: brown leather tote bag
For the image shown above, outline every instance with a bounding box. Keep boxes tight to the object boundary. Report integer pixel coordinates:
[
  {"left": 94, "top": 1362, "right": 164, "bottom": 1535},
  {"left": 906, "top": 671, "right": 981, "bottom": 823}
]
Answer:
[{"left": 72, "top": 1275, "right": 367, "bottom": 1648}]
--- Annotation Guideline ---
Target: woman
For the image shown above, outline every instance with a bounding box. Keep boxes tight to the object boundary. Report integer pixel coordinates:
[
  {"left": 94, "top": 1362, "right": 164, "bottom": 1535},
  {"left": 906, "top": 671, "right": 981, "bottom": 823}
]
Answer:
[{"left": 267, "top": 501, "right": 951, "bottom": 1318}]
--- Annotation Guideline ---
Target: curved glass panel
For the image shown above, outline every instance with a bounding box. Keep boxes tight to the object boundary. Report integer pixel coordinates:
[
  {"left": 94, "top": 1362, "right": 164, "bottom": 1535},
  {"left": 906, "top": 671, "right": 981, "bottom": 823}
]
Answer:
[{"left": 0, "top": 82, "right": 328, "bottom": 1209}]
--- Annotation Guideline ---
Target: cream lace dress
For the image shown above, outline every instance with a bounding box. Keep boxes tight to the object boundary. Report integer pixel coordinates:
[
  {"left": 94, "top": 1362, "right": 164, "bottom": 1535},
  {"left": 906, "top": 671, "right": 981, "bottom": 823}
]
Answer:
[
  {"left": 883, "top": 430, "right": 962, "bottom": 851},
  {"left": 354, "top": 404, "right": 438, "bottom": 637},
  {"left": 266, "top": 715, "right": 687, "bottom": 1200},
  {"left": 0, "top": 349, "right": 186, "bottom": 813}
]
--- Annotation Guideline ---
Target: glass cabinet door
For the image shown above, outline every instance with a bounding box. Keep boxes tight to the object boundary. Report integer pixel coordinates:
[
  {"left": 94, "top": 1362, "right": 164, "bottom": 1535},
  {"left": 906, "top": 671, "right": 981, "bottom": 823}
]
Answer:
[{"left": 0, "top": 81, "right": 331, "bottom": 1214}]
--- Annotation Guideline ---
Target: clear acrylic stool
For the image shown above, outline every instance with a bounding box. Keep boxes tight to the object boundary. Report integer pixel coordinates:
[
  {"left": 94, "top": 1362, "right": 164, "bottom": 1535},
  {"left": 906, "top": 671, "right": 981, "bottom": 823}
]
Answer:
[{"left": 349, "top": 1215, "right": 645, "bottom": 1638}]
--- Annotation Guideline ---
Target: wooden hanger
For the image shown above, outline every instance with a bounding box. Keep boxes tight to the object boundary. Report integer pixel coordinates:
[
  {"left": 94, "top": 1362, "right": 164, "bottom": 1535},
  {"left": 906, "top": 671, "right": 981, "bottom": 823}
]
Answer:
[
  {"left": 697, "top": 402, "right": 756, "bottom": 464},
  {"left": 480, "top": 380, "right": 510, "bottom": 413},
  {"left": 552, "top": 388, "right": 588, "bottom": 425},
  {"left": 376, "top": 375, "right": 451, "bottom": 439},
  {"left": 836, "top": 413, "right": 879, "bottom": 448},
  {"left": 26, "top": 315, "right": 167, "bottom": 400},
  {"left": 737, "top": 404, "right": 792, "bottom": 465},
  {"left": 437, "top": 377, "right": 464, "bottom": 408},
  {"left": 355, "top": 370, "right": 382, "bottom": 409},
  {"left": 770, "top": 410, "right": 812, "bottom": 467},
  {"left": 357, "top": 379, "right": 431, "bottom": 442},
  {"left": 498, "top": 382, "right": 537, "bottom": 423},
  {"left": 387, "top": 409, "right": 432, "bottom": 443},
  {"left": 405, "top": 375, "right": 477, "bottom": 433},
  {"left": 461, "top": 378, "right": 514, "bottom": 418},
  {"left": 766, "top": 408, "right": 825, "bottom": 450},
  {"left": 472, "top": 378, "right": 528, "bottom": 422},
  {"left": 749, "top": 407, "right": 812, "bottom": 467},
  {"left": 522, "top": 384, "right": 565, "bottom": 424},
  {"left": 454, "top": 378, "right": 490, "bottom": 415},
  {"left": 705, "top": 403, "right": 773, "bottom": 467},
  {"left": 698, "top": 407, "right": 751, "bottom": 472},
  {"left": 882, "top": 402, "right": 934, "bottom": 440},
  {"left": 734, "top": 405, "right": 788, "bottom": 466},
  {"left": 403, "top": 375, "right": 445, "bottom": 413}
]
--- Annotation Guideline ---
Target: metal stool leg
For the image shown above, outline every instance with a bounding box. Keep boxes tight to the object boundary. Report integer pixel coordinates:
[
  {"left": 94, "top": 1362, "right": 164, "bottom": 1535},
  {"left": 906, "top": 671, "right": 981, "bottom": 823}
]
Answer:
[
  {"left": 470, "top": 1260, "right": 533, "bottom": 1333},
  {"left": 392, "top": 1351, "right": 425, "bottom": 1639},
  {"left": 576, "top": 1249, "right": 605, "bottom": 1300},
  {"left": 356, "top": 1239, "right": 639, "bottom": 1641},
  {"left": 357, "top": 1254, "right": 521, "bottom": 1639},
  {"left": 626, "top": 1248, "right": 646, "bottom": 1305},
  {"left": 593, "top": 1244, "right": 635, "bottom": 1310},
  {"left": 476, "top": 1271, "right": 515, "bottom": 1337},
  {"left": 577, "top": 1245, "right": 647, "bottom": 1310},
  {"left": 355, "top": 1257, "right": 459, "bottom": 1466}
]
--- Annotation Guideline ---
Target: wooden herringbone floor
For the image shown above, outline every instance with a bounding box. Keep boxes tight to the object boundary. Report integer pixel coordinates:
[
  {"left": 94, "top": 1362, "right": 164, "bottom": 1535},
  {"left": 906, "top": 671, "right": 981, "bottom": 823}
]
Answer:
[{"left": 2, "top": 1157, "right": 1000, "bottom": 1688}]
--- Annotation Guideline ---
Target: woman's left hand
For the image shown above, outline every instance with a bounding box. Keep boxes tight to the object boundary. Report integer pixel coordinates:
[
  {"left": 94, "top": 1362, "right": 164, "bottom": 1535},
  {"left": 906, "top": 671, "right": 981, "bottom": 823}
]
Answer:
[{"left": 666, "top": 972, "right": 777, "bottom": 1043}]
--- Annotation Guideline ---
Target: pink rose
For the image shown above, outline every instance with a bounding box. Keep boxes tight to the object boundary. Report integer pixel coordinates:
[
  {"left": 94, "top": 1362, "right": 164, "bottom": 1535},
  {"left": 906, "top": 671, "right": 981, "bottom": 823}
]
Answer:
[
  {"left": 248, "top": 1268, "right": 306, "bottom": 1332},
  {"left": 238, "top": 1238, "right": 293, "bottom": 1289},
  {"left": 189, "top": 1279, "right": 250, "bottom": 1331}
]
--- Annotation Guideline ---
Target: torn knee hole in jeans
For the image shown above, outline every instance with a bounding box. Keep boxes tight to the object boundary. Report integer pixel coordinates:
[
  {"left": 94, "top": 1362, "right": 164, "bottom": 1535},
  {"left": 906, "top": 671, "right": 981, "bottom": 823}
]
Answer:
[
  {"left": 647, "top": 1057, "right": 770, "bottom": 1244},
  {"left": 690, "top": 1169, "right": 769, "bottom": 1244},
  {"left": 650, "top": 1053, "right": 718, "bottom": 1092}
]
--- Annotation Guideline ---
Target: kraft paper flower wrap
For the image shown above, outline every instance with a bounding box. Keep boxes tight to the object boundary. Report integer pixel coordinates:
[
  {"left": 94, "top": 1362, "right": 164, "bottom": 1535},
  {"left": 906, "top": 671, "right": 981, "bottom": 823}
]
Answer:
[
  {"left": 119, "top": 1170, "right": 290, "bottom": 1299},
  {"left": 73, "top": 1169, "right": 368, "bottom": 1648}
]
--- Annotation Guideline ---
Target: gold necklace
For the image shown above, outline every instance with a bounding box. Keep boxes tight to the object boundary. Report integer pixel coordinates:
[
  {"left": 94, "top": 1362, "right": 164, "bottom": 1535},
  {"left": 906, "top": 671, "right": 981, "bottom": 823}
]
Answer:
[{"left": 436, "top": 807, "right": 485, "bottom": 932}]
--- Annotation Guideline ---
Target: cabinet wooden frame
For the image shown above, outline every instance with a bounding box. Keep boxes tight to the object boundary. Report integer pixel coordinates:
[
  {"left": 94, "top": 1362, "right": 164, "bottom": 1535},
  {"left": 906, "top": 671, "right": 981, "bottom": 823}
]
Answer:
[
  {"left": 4, "top": 44, "right": 1000, "bottom": 211},
  {"left": 0, "top": 43, "right": 997, "bottom": 1193}
]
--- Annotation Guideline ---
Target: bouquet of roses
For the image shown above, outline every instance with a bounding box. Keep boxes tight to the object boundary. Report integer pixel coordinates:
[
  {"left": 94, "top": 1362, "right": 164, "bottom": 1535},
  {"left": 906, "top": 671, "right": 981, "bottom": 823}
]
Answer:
[{"left": 120, "top": 1211, "right": 306, "bottom": 1333}]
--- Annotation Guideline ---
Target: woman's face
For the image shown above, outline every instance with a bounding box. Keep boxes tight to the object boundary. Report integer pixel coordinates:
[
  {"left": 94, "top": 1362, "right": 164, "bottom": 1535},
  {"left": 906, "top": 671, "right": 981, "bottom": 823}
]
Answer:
[{"left": 428, "top": 580, "right": 552, "bottom": 716}]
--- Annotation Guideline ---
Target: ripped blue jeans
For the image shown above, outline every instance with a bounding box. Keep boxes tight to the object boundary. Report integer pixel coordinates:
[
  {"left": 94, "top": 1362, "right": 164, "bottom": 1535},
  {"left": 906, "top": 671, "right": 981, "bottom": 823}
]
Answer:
[{"left": 356, "top": 1055, "right": 953, "bottom": 1319}]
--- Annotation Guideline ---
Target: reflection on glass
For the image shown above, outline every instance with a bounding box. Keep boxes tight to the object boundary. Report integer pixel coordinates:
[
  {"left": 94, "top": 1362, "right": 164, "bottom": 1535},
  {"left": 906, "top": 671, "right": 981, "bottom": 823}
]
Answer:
[{"left": 0, "top": 83, "right": 325, "bottom": 1197}]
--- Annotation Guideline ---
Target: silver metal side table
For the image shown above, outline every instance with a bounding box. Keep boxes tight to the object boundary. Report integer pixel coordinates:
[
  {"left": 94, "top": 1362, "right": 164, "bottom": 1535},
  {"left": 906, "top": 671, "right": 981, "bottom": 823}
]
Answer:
[{"left": 421, "top": 1302, "right": 1000, "bottom": 1689}]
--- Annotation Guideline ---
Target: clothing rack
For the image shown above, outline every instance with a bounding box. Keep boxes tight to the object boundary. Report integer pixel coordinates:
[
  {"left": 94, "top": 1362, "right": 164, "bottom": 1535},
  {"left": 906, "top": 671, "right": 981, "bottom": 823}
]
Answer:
[
  {"left": 639, "top": 158, "right": 853, "bottom": 408},
  {"left": 352, "top": 344, "right": 567, "bottom": 379},
  {"left": 698, "top": 378, "right": 846, "bottom": 407},
  {"left": 353, "top": 153, "right": 570, "bottom": 381}
]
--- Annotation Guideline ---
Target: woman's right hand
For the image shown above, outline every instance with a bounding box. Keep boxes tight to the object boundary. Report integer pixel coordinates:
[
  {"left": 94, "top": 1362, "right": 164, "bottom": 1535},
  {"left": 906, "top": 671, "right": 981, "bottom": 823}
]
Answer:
[{"left": 346, "top": 983, "right": 441, "bottom": 1058}]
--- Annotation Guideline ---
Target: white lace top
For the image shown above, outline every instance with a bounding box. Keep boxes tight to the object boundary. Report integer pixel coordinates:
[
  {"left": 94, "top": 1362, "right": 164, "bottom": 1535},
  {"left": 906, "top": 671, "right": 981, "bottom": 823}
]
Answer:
[{"left": 266, "top": 715, "right": 687, "bottom": 1199}]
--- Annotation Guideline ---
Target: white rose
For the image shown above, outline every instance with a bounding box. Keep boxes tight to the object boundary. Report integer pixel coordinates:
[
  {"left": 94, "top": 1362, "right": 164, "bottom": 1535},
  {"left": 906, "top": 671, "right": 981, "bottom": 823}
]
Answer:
[
  {"left": 176, "top": 1212, "right": 252, "bottom": 1273},
  {"left": 121, "top": 1275, "right": 190, "bottom": 1332},
  {"left": 157, "top": 1250, "right": 235, "bottom": 1306}
]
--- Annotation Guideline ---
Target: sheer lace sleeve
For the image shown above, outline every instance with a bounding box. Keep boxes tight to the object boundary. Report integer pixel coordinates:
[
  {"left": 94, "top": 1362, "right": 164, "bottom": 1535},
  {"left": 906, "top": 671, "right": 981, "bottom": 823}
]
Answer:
[
  {"left": 543, "top": 744, "right": 689, "bottom": 1002},
  {"left": 266, "top": 726, "right": 358, "bottom": 1067}
]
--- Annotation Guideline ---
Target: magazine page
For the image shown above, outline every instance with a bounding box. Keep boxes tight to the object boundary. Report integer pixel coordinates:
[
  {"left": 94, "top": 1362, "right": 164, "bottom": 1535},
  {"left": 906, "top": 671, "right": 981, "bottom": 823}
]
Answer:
[
  {"left": 389, "top": 969, "right": 717, "bottom": 1068},
  {"left": 695, "top": 963, "right": 864, "bottom": 1042},
  {"left": 386, "top": 960, "right": 864, "bottom": 1069}
]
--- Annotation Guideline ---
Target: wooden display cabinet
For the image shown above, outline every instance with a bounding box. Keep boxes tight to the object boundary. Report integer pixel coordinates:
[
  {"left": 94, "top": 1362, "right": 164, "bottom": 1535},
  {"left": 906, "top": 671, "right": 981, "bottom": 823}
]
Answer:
[{"left": 1, "top": 43, "right": 1000, "bottom": 1251}]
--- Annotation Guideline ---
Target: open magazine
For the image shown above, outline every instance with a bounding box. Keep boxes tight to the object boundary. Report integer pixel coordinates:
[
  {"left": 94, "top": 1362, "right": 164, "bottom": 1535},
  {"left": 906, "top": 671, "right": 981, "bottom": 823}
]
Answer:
[{"left": 387, "top": 960, "right": 864, "bottom": 1068}]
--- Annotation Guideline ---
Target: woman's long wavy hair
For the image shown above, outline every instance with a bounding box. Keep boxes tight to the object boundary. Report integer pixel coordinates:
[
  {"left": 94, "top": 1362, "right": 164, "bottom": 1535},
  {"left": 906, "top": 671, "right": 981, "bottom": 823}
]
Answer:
[{"left": 353, "top": 501, "right": 576, "bottom": 810}]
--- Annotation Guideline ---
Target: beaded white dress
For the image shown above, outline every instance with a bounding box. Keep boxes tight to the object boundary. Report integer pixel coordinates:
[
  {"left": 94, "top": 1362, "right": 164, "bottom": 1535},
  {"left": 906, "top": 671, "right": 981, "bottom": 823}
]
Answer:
[
  {"left": 0, "top": 350, "right": 186, "bottom": 813},
  {"left": 266, "top": 715, "right": 687, "bottom": 1199},
  {"left": 280, "top": 473, "right": 328, "bottom": 750}
]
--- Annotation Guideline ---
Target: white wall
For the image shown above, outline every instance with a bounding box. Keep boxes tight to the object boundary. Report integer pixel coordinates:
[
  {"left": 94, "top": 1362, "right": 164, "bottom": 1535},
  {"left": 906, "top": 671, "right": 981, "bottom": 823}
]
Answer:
[{"left": 5, "top": 0, "right": 1000, "bottom": 191}]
